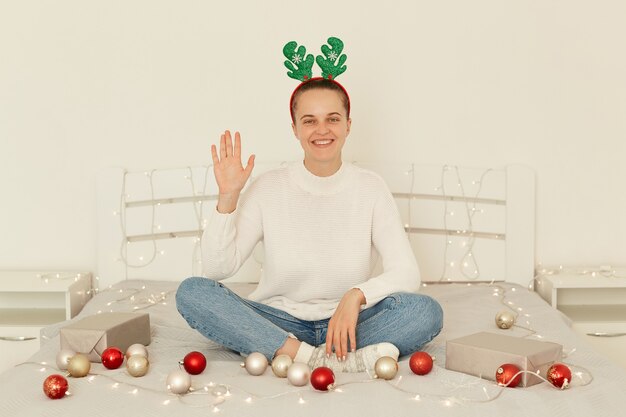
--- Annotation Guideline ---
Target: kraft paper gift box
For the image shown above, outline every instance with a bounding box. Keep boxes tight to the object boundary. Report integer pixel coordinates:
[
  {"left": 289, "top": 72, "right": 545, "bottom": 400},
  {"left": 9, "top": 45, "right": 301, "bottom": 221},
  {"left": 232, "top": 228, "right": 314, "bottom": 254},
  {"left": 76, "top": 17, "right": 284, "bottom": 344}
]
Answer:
[
  {"left": 60, "top": 312, "right": 151, "bottom": 362},
  {"left": 445, "top": 331, "right": 562, "bottom": 387}
]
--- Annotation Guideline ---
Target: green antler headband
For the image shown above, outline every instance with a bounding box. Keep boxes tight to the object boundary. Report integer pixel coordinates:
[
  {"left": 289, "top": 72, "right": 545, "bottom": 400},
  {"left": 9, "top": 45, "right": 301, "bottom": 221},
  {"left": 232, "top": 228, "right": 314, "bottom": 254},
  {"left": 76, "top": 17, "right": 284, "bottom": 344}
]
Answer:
[
  {"left": 285, "top": 37, "right": 351, "bottom": 122},
  {"left": 283, "top": 36, "right": 348, "bottom": 81}
]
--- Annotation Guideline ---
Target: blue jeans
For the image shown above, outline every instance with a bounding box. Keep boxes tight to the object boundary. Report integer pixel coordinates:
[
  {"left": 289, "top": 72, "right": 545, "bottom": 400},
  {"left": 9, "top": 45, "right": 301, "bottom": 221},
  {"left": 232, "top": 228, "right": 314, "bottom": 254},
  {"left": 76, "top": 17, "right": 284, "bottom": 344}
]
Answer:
[{"left": 176, "top": 277, "right": 443, "bottom": 361}]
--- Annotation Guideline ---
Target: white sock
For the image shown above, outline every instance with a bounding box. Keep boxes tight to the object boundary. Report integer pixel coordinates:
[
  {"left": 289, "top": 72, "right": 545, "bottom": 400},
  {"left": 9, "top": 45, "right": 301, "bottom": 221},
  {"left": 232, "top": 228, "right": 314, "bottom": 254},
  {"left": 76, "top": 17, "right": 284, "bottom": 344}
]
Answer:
[
  {"left": 293, "top": 341, "right": 316, "bottom": 364},
  {"left": 307, "top": 342, "right": 399, "bottom": 373}
]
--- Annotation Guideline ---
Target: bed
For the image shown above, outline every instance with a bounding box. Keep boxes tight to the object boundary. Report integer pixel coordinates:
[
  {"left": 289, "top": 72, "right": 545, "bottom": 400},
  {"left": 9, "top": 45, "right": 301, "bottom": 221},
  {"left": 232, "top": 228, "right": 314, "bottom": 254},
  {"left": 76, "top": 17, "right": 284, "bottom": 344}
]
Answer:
[{"left": 1, "top": 162, "right": 625, "bottom": 417}]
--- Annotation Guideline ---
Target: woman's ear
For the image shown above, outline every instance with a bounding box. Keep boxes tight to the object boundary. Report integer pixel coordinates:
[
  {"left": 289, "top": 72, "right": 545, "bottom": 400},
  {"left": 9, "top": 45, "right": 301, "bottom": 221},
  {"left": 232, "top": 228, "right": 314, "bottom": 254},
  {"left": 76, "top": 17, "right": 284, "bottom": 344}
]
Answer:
[
  {"left": 346, "top": 118, "right": 352, "bottom": 135},
  {"left": 292, "top": 122, "right": 298, "bottom": 139}
]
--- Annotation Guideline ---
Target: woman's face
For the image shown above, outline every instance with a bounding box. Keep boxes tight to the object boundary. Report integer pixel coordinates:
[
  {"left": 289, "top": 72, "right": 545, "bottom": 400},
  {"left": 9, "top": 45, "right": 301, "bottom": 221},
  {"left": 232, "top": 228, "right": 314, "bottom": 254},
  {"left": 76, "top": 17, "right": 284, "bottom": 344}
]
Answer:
[{"left": 291, "top": 88, "right": 351, "bottom": 176}]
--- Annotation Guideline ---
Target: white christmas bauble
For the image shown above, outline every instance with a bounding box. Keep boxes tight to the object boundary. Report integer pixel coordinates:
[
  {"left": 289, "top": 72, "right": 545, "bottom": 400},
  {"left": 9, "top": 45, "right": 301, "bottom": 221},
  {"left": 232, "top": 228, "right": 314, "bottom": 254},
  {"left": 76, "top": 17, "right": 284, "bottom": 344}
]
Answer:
[
  {"left": 166, "top": 369, "right": 191, "bottom": 394},
  {"left": 56, "top": 349, "right": 76, "bottom": 370},
  {"left": 287, "top": 362, "right": 311, "bottom": 386},
  {"left": 242, "top": 352, "right": 268, "bottom": 376},
  {"left": 271, "top": 354, "right": 293, "bottom": 378},
  {"left": 126, "top": 343, "right": 149, "bottom": 359},
  {"left": 495, "top": 310, "right": 516, "bottom": 329}
]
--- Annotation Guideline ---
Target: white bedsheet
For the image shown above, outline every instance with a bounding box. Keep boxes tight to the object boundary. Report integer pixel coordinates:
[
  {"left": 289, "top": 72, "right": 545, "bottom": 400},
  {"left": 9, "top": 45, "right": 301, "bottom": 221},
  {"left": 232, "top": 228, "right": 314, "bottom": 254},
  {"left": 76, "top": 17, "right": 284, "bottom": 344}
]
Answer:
[{"left": 1, "top": 280, "right": 625, "bottom": 417}]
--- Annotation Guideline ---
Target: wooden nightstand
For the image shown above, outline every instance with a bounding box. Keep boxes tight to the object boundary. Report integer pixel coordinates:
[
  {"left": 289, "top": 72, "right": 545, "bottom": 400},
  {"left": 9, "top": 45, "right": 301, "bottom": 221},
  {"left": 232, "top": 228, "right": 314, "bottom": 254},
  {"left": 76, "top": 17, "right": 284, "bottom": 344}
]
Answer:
[
  {"left": 534, "top": 267, "right": 626, "bottom": 369},
  {"left": 0, "top": 271, "right": 92, "bottom": 373}
]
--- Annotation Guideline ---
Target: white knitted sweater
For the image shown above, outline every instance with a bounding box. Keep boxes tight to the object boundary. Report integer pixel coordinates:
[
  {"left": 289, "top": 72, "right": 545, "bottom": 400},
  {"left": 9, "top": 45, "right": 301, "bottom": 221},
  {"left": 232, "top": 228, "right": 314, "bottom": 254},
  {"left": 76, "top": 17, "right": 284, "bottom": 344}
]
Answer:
[{"left": 202, "top": 161, "right": 420, "bottom": 320}]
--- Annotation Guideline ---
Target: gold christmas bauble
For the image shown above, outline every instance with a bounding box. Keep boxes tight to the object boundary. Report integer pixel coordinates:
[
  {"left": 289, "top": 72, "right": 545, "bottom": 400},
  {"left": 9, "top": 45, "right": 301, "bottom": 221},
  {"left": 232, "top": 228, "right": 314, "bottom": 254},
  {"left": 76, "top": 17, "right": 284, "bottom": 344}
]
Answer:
[
  {"left": 271, "top": 354, "right": 293, "bottom": 378},
  {"left": 495, "top": 310, "right": 516, "bottom": 329},
  {"left": 374, "top": 356, "right": 398, "bottom": 380},
  {"left": 126, "top": 355, "right": 149, "bottom": 377},
  {"left": 67, "top": 353, "right": 91, "bottom": 378}
]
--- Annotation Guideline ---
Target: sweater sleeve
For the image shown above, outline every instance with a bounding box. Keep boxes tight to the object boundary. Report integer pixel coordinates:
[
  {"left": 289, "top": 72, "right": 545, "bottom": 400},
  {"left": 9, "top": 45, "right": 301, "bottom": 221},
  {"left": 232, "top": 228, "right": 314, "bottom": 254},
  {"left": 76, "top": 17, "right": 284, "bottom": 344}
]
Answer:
[
  {"left": 353, "top": 184, "right": 421, "bottom": 307},
  {"left": 201, "top": 182, "right": 264, "bottom": 280}
]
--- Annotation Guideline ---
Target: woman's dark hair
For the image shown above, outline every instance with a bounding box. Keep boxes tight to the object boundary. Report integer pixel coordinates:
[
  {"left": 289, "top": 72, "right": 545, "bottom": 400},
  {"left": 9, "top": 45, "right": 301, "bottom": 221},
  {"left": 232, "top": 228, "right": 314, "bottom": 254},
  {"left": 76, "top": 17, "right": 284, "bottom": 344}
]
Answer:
[{"left": 289, "top": 77, "right": 350, "bottom": 122}]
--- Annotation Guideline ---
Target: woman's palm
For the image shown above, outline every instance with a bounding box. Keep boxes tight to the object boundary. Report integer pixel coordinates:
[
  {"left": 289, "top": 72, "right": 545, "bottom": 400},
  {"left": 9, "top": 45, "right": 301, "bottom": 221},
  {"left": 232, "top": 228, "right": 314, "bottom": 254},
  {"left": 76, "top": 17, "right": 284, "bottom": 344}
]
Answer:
[{"left": 211, "top": 130, "right": 255, "bottom": 195}]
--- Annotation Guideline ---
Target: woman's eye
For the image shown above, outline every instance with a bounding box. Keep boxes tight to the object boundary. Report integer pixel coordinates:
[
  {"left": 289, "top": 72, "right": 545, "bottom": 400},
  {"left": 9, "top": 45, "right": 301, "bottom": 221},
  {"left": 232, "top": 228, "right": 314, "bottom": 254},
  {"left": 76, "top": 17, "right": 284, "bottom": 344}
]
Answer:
[
  {"left": 303, "top": 120, "right": 314, "bottom": 125},
  {"left": 329, "top": 118, "right": 339, "bottom": 123}
]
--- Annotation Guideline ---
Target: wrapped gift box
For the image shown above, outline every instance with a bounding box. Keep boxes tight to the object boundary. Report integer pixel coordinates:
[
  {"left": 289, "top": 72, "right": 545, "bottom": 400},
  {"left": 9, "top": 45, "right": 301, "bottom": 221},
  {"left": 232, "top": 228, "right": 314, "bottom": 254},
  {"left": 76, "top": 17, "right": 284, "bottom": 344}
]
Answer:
[
  {"left": 445, "top": 331, "right": 562, "bottom": 387},
  {"left": 60, "top": 312, "right": 150, "bottom": 362}
]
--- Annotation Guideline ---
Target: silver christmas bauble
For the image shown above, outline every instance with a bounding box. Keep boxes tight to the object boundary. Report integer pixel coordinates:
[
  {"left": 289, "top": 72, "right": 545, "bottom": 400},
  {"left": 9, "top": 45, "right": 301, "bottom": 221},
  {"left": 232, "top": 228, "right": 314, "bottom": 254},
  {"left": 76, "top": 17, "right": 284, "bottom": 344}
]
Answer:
[
  {"left": 166, "top": 369, "right": 191, "bottom": 394},
  {"left": 56, "top": 349, "right": 76, "bottom": 370},
  {"left": 287, "top": 362, "right": 311, "bottom": 386},
  {"left": 495, "top": 310, "right": 516, "bottom": 329},
  {"left": 126, "top": 355, "right": 149, "bottom": 377},
  {"left": 374, "top": 356, "right": 398, "bottom": 380},
  {"left": 125, "top": 343, "right": 149, "bottom": 359},
  {"left": 242, "top": 352, "right": 268, "bottom": 376},
  {"left": 271, "top": 354, "right": 293, "bottom": 378}
]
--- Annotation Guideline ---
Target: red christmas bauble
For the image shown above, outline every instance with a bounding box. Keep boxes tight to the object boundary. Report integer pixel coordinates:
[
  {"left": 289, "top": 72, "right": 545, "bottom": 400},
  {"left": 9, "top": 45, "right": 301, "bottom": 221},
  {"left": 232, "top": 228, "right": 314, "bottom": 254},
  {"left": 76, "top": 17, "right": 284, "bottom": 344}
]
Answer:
[
  {"left": 43, "top": 374, "right": 68, "bottom": 399},
  {"left": 310, "top": 366, "right": 335, "bottom": 391},
  {"left": 547, "top": 363, "right": 571, "bottom": 389},
  {"left": 182, "top": 351, "right": 207, "bottom": 375},
  {"left": 101, "top": 347, "right": 124, "bottom": 370},
  {"left": 495, "top": 363, "right": 522, "bottom": 388},
  {"left": 409, "top": 351, "right": 434, "bottom": 375}
]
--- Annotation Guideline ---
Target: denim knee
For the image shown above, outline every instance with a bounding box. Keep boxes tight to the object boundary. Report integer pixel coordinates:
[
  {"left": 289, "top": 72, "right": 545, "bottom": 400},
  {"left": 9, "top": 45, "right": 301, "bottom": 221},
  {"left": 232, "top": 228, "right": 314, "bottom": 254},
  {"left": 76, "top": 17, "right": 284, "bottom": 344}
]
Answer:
[
  {"left": 394, "top": 292, "right": 444, "bottom": 353},
  {"left": 417, "top": 294, "right": 444, "bottom": 337},
  {"left": 175, "top": 276, "right": 221, "bottom": 314}
]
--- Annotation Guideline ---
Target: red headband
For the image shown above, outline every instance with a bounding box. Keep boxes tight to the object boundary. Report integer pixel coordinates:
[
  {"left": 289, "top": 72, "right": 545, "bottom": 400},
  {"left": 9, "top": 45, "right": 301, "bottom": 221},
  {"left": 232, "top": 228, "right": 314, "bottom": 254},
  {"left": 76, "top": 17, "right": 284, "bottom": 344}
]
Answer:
[{"left": 289, "top": 77, "right": 351, "bottom": 123}]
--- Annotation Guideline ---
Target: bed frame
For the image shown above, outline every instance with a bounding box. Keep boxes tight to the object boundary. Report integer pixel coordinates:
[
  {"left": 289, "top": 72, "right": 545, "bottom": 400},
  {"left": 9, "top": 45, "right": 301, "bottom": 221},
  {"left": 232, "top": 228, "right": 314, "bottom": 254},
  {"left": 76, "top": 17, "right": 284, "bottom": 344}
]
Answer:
[{"left": 96, "top": 163, "right": 535, "bottom": 290}]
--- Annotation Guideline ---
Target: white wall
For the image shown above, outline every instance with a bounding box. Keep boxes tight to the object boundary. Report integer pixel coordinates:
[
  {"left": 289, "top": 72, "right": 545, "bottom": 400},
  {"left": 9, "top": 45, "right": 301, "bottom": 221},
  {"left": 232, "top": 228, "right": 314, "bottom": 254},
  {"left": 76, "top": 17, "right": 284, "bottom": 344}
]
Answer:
[{"left": 1, "top": 0, "right": 624, "bottom": 274}]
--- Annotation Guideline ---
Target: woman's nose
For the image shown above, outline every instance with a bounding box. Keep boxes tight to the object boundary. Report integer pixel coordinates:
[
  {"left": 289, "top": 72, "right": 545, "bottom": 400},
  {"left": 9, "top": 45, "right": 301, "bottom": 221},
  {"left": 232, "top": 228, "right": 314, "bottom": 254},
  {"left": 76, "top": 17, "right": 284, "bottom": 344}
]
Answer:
[{"left": 315, "top": 122, "right": 330, "bottom": 134}]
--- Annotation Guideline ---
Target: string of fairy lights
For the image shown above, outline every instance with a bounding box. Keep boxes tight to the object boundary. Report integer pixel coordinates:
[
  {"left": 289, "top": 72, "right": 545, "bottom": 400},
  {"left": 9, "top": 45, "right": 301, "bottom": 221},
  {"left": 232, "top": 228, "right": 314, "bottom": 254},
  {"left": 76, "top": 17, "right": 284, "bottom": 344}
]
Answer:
[
  {"left": 400, "top": 164, "right": 497, "bottom": 282},
  {"left": 28, "top": 277, "right": 599, "bottom": 411},
  {"left": 438, "top": 165, "right": 494, "bottom": 281},
  {"left": 117, "top": 166, "right": 213, "bottom": 280},
  {"left": 114, "top": 164, "right": 274, "bottom": 284},
  {"left": 535, "top": 264, "right": 626, "bottom": 279},
  {"left": 23, "top": 355, "right": 592, "bottom": 412}
]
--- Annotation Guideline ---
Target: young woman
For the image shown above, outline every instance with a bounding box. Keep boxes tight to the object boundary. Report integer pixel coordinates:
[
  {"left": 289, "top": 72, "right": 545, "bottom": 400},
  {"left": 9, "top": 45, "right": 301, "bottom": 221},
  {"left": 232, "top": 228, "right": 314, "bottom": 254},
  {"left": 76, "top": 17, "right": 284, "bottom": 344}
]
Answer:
[{"left": 176, "top": 78, "right": 443, "bottom": 372}]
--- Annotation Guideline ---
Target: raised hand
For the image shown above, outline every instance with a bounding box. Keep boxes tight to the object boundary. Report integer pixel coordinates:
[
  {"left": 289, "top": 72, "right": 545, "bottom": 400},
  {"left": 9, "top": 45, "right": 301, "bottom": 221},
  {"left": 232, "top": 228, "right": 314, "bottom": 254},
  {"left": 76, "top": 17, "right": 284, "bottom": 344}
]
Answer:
[{"left": 211, "top": 130, "right": 255, "bottom": 213}]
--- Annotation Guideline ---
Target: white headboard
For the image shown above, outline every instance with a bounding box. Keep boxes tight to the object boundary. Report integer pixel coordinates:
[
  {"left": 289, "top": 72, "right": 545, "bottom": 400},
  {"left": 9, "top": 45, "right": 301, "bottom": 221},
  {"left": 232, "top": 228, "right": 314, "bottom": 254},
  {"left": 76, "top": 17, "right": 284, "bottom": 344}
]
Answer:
[{"left": 96, "top": 163, "right": 535, "bottom": 289}]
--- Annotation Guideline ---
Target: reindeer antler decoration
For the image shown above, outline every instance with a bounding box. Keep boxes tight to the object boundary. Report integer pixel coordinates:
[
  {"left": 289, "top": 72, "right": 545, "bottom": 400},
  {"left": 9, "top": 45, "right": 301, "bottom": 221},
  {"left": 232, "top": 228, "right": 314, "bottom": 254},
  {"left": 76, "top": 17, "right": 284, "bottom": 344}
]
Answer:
[
  {"left": 316, "top": 37, "right": 347, "bottom": 80},
  {"left": 283, "top": 41, "right": 315, "bottom": 81},
  {"left": 283, "top": 36, "right": 348, "bottom": 81}
]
